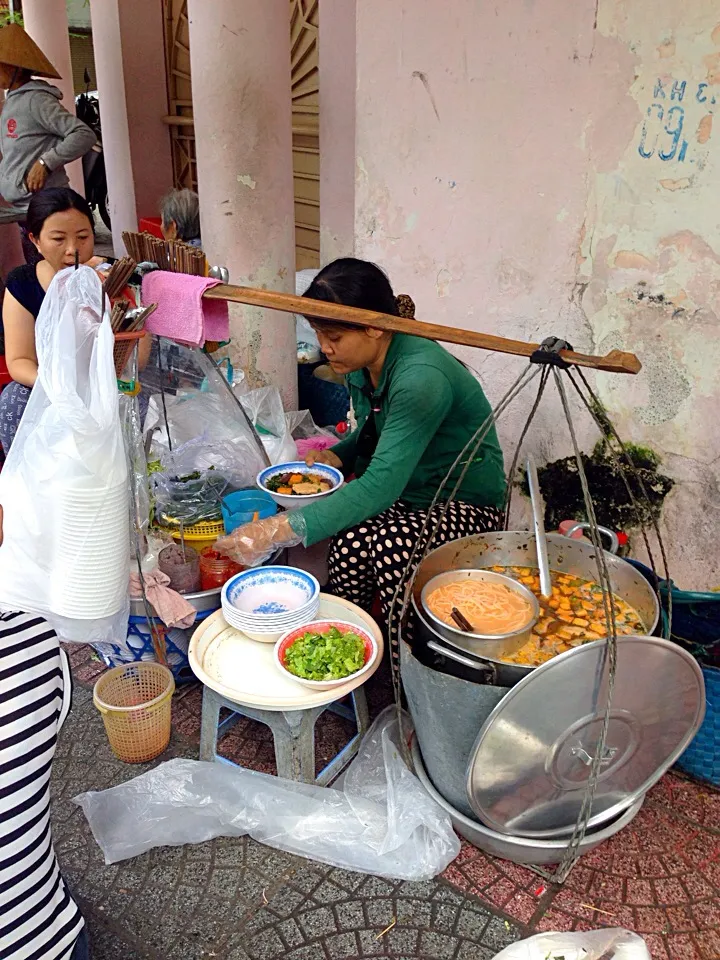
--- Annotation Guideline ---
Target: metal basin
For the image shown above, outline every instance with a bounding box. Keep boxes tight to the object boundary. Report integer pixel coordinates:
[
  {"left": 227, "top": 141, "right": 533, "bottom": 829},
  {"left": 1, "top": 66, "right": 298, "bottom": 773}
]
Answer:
[
  {"left": 411, "top": 532, "right": 660, "bottom": 680},
  {"left": 420, "top": 569, "right": 539, "bottom": 660},
  {"left": 411, "top": 735, "right": 645, "bottom": 866}
]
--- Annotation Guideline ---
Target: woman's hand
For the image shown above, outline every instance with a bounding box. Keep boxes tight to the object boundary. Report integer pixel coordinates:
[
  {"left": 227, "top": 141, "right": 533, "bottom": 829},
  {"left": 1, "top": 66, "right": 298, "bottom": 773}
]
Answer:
[
  {"left": 215, "top": 514, "right": 303, "bottom": 567},
  {"left": 305, "top": 448, "right": 342, "bottom": 469}
]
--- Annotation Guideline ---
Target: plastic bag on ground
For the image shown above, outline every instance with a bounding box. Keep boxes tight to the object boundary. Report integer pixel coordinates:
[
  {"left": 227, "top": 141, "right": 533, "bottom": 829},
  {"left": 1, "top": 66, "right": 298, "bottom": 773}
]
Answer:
[
  {"left": 73, "top": 706, "right": 460, "bottom": 879},
  {"left": 0, "top": 266, "right": 129, "bottom": 645},
  {"left": 491, "top": 929, "right": 650, "bottom": 960}
]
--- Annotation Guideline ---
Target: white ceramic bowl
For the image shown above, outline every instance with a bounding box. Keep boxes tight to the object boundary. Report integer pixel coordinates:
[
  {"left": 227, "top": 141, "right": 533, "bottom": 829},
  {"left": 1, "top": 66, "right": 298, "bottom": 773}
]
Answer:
[
  {"left": 274, "top": 619, "right": 379, "bottom": 691},
  {"left": 222, "top": 598, "right": 320, "bottom": 633},
  {"left": 257, "top": 462, "right": 344, "bottom": 511},
  {"left": 223, "top": 565, "right": 319, "bottom": 616}
]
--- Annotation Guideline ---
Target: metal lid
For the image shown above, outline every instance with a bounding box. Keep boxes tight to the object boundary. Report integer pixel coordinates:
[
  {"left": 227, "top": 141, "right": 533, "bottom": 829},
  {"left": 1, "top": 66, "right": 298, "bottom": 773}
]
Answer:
[{"left": 466, "top": 636, "right": 705, "bottom": 838}]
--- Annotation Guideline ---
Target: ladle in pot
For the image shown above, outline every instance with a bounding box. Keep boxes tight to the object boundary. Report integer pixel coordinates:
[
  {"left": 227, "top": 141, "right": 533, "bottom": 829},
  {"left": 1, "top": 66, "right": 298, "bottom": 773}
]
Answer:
[{"left": 525, "top": 456, "right": 552, "bottom": 599}]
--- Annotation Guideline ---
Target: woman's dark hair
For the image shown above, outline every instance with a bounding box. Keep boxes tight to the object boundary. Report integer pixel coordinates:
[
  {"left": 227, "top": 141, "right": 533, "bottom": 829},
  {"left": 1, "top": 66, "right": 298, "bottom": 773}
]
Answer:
[
  {"left": 303, "top": 257, "right": 415, "bottom": 331},
  {"left": 26, "top": 187, "right": 94, "bottom": 238},
  {"left": 304, "top": 258, "right": 399, "bottom": 316}
]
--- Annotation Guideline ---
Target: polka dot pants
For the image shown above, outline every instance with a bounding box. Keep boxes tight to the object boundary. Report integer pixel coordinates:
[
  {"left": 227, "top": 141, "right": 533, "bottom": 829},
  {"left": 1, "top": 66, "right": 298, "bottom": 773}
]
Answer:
[{"left": 327, "top": 500, "right": 503, "bottom": 663}]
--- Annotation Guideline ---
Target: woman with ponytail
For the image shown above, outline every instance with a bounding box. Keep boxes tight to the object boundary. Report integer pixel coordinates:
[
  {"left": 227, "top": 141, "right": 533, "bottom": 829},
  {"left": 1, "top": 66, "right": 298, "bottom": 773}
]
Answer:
[{"left": 218, "top": 258, "right": 506, "bottom": 660}]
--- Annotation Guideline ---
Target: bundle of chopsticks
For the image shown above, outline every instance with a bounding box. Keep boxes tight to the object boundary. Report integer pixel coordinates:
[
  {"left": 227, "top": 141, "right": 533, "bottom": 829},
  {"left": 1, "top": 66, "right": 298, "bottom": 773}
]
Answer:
[
  {"left": 103, "top": 255, "right": 137, "bottom": 300},
  {"left": 122, "top": 230, "right": 207, "bottom": 276},
  {"left": 110, "top": 300, "right": 157, "bottom": 334}
]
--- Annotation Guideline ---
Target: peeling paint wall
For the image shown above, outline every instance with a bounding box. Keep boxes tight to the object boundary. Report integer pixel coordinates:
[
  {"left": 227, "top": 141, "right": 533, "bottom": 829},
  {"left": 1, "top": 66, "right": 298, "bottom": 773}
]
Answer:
[{"left": 351, "top": 0, "right": 720, "bottom": 587}]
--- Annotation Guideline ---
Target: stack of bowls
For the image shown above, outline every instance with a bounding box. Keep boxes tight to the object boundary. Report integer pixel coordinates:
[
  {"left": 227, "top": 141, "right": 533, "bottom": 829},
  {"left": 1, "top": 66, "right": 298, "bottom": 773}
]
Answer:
[
  {"left": 50, "top": 481, "right": 129, "bottom": 619},
  {"left": 221, "top": 566, "right": 320, "bottom": 642}
]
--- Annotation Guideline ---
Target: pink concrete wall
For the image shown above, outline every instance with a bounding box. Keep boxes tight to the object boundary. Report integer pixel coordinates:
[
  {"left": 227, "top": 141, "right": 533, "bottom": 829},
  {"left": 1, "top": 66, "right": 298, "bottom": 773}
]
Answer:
[
  {"left": 345, "top": 0, "right": 720, "bottom": 586},
  {"left": 116, "top": 0, "right": 173, "bottom": 220},
  {"left": 188, "top": 0, "right": 298, "bottom": 406}
]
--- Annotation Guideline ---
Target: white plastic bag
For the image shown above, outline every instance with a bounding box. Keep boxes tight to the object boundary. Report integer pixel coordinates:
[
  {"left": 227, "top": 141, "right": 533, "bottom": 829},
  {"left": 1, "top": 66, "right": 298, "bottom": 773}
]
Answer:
[
  {"left": 0, "top": 266, "right": 129, "bottom": 645},
  {"left": 491, "top": 929, "right": 650, "bottom": 960},
  {"left": 239, "top": 386, "right": 297, "bottom": 464},
  {"left": 74, "top": 707, "right": 460, "bottom": 879}
]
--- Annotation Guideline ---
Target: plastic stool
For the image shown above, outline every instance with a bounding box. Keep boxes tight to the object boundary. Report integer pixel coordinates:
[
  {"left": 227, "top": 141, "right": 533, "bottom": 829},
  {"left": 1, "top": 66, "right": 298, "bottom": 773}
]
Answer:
[{"left": 199, "top": 685, "right": 370, "bottom": 785}]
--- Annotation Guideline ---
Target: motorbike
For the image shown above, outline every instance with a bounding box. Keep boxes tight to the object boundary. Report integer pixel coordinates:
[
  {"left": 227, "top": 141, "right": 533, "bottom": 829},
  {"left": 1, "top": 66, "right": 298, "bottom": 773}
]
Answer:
[{"left": 75, "top": 69, "right": 111, "bottom": 231}]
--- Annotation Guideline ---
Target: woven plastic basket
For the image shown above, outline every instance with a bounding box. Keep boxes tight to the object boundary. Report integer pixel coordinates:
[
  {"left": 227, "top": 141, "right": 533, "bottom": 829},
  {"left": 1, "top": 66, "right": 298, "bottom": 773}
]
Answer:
[
  {"left": 113, "top": 330, "right": 147, "bottom": 378},
  {"left": 676, "top": 664, "right": 719, "bottom": 785},
  {"left": 93, "top": 662, "right": 175, "bottom": 763},
  {"left": 164, "top": 519, "right": 225, "bottom": 553}
]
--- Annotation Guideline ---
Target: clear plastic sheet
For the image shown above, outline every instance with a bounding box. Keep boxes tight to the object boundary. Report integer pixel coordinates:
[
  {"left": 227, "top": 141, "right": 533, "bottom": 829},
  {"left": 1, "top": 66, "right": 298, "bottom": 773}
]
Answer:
[
  {"left": 239, "top": 386, "right": 298, "bottom": 465},
  {"left": 74, "top": 707, "right": 460, "bottom": 879},
  {"left": 140, "top": 340, "right": 269, "bottom": 482},
  {"left": 491, "top": 929, "right": 650, "bottom": 960},
  {"left": 0, "top": 266, "right": 130, "bottom": 645}
]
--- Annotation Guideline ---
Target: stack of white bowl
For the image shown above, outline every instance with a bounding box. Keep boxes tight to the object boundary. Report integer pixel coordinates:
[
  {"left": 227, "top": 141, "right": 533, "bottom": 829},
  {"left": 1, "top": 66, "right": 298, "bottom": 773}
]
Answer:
[
  {"left": 221, "top": 566, "right": 320, "bottom": 642},
  {"left": 49, "top": 480, "right": 129, "bottom": 619}
]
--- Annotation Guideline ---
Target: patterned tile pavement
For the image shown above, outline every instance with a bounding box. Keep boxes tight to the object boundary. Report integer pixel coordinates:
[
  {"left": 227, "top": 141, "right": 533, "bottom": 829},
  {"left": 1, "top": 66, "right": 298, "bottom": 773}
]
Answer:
[{"left": 55, "top": 646, "right": 720, "bottom": 959}]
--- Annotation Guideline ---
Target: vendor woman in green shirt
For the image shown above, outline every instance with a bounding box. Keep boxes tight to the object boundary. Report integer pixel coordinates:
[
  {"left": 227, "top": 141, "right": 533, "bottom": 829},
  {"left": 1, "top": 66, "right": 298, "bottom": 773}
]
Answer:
[{"left": 217, "top": 258, "right": 506, "bottom": 660}]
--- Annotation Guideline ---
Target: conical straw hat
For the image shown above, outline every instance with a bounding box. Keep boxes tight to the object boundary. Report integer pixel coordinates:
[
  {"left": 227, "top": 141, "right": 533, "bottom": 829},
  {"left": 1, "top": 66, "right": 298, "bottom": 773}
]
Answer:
[{"left": 0, "top": 23, "right": 61, "bottom": 80}]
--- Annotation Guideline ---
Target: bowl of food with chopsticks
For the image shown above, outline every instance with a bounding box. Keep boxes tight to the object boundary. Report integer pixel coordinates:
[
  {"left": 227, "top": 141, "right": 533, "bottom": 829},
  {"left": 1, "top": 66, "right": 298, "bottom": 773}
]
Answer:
[
  {"left": 420, "top": 569, "right": 539, "bottom": 659},
  {"left": 257, "top": 461, "right": 343, "bottom": 511}
]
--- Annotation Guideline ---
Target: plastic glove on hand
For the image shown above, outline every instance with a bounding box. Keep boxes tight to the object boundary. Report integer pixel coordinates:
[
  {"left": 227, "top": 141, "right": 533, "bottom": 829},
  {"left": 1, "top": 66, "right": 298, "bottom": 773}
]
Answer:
[
  {"left": 215, "top": 513, "right": 303, "bottom": 568},
  {"left": 305, "top": 448, "right": 342, "bottom": 469}
]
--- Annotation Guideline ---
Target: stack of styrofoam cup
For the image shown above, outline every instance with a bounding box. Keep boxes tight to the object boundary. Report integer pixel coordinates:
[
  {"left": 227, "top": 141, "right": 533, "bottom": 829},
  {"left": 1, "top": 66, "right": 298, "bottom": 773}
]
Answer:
[{"left": 50, "top": 480, "right": 129, "bottom": 618}]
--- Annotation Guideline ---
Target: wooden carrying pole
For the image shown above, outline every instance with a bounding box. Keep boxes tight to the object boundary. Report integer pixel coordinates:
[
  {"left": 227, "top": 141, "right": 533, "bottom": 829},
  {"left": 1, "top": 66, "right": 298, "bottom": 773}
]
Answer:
[{"left": 204, "top": 284, "right": 641, "bottom": 375}]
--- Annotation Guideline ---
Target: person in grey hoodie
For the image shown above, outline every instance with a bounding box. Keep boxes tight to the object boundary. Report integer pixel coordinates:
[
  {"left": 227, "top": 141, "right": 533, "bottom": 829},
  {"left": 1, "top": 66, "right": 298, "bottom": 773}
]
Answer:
[{"left": 0, "top": 23, "right": 96, "bottom": 216}]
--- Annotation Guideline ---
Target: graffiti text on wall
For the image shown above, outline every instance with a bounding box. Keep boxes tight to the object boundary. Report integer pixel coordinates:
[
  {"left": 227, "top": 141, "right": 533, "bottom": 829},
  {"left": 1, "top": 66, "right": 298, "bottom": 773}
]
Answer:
[{"left": 637, "top": 79, "right": 714, "bottom": 162}]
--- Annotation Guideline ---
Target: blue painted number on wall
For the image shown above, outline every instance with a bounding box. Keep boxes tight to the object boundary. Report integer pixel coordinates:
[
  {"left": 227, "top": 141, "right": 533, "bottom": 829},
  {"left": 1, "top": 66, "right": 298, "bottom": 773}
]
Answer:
[{"left": 637, "top": 78, "right": 702, "bottom": 161}]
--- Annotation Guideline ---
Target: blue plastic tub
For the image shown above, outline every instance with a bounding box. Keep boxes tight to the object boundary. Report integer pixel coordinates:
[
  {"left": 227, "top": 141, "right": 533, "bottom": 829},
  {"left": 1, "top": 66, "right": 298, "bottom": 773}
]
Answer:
[
  {"left": 676, "top": 664, "right": 719, "bottom": 785},
  {"left": 221, "top": 489, "right": 277, "bottom": 534},
  {"left": 626, "top": 559, "right": 720, "bottom": 666}
]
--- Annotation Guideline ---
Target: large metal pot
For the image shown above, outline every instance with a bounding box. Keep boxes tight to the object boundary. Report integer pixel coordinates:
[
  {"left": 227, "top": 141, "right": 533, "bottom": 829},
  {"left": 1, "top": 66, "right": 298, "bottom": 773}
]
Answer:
[
  {"left": 411, "top": 734, "right": 645, "bottom": 866},
  {"left": 411, "top": 532, "right": 660, "bottom": 683}
]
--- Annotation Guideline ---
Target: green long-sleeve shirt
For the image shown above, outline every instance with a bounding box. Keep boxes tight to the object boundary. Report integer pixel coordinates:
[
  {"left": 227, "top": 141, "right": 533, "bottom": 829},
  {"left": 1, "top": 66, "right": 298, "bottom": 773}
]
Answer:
[{"left": 293, "top": 334, "right": 506, "bottom": 547}]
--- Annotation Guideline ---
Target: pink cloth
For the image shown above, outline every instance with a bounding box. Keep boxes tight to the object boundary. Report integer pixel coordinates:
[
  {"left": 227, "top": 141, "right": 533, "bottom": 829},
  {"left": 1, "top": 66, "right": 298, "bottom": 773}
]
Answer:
[
  {"left": 141, "top": 271, "right": 229, "bottom": 347},
  {"left": 129, "top": 569, "right": 198, "bottom": 629},
  {"left": 296, "top": 435, "right": 339, "bottom": 457}
]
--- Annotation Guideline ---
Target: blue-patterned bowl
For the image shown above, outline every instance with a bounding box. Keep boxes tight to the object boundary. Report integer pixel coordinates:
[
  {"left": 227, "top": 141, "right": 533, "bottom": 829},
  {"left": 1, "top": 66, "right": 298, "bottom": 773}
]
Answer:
[
  {"left": 222, "top": 566, "right": 320, "bottom": 622},
  {"left": 257, "top": 461, "right": 343, "bottom": 511}
]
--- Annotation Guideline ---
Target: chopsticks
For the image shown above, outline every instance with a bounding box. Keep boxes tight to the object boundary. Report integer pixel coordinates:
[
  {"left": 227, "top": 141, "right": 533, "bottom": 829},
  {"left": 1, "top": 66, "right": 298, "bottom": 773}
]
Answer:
[
  {"left": 451, "top": 607, "right": 474, "bottom": 633},
  {"left": 104, "top": 256, "right": 137, "bottom": 300},
  {"left": 121, "top": 231, "right": 208, "bottom": 276},
  {"left": 110, "top": 301, "right": 158, "bottom": 334}
]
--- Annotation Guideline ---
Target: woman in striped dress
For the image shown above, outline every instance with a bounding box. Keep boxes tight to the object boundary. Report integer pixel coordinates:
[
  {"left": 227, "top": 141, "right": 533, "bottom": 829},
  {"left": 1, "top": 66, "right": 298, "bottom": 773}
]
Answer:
[{"left": 0, "top": 507, "right": 89, "bottom": 960}]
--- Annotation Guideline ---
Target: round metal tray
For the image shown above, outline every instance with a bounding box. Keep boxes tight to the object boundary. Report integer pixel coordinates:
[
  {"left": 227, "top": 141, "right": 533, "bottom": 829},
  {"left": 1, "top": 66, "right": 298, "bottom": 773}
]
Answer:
[
  {"left": 466, "top": 635, "right": 705, "bottom": 839},
  {"left": 411, "top": 735, "right": 645, "bottom": 866}
]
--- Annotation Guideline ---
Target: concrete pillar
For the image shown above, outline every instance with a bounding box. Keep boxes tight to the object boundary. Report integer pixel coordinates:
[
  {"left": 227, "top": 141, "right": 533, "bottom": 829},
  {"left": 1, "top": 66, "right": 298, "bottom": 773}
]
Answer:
[
  {"left": 319, "top": 0, "right": 357, "bottom": 263},
  {"left": 188, "top": 0, "right": 298, "bottom": 406},
  {"left": 88, "top": 0, "right": 173, "bottom": 255},
  {"left": 21, "top": 0, "right": 84, "bottom": 194}
]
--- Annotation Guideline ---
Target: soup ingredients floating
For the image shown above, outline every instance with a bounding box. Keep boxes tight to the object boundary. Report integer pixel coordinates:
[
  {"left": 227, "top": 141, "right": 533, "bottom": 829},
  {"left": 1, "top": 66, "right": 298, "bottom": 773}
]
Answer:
[
  {"left": 265, "top": 471, "right": 335, "bottom": 496},
  {"left": 427, "top": 579, "right": 535, "bottom": 635},
  {"left": 488, "top": 565, "right": 645, "bottom": 666},
  {"left": 283, "top": 626, "right": 366, "bottom": 681}
]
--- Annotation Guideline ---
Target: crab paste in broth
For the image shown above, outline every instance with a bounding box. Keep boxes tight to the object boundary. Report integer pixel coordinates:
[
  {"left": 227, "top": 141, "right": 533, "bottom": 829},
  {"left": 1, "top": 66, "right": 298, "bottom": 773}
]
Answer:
[
  {"left": 426, "top": 578, "right": 534, "bottom": 635},
  {"left": 487, "top": 565, "right": 645, "bottom": 666}
]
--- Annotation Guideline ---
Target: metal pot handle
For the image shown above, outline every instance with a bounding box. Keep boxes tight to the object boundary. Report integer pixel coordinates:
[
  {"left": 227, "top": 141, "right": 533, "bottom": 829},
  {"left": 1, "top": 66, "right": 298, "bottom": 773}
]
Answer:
[
  {"left": 563, "top": 523, "right": 620, "bottom": 555},
  {"left": 426, "top": 640, "right": 497, "bottom": 682}
]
